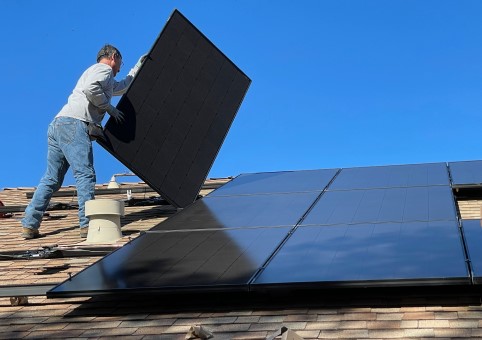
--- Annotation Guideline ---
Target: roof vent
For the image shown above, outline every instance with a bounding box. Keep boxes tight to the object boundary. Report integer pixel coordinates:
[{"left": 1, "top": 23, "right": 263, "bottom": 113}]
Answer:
[
  {"left": 107, "top": 172, "right": 137, "bottom": 189},
  {"left": 84, "top": 199, "right": 124, "bottom": 243},
  {"left": 107, "top": 175, "right": 120, "bottom": 189}
]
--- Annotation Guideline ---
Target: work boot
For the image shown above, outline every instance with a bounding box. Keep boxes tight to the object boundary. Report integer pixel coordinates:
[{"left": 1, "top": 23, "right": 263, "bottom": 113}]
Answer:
[
  {"left": 80, "top": 228, "right": 88, "bottom": 238},
  {"left": 22, "top": 227, "right": 40, "bottom": 240}
]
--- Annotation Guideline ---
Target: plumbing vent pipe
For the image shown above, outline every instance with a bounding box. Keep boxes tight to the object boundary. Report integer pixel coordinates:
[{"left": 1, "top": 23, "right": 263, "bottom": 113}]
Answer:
[
  {"left": 107, "top": 175, "right": 120, "bottom": 189},
  {"left": 107, "top": 172, "right": 137, "bottom": 189},
  {"left": 85, "top": 199, "right": 124, "bottom": 243}
]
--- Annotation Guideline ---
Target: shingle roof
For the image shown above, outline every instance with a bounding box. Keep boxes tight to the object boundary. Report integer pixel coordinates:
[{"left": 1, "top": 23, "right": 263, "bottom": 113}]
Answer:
[{"left": 1, "top": 178, "right": 482, "bottom": 339}]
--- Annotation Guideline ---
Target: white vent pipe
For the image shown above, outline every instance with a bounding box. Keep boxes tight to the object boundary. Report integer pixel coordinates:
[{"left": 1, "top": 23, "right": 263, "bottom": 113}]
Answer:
[{"left": 85, "top": 199, "right": 124, "bottom": 243}]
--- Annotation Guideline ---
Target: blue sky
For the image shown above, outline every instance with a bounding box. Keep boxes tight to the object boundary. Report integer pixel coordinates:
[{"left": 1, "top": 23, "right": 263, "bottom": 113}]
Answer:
[{"left": 1, "top": 0, "right": 482, "bottom": 189}]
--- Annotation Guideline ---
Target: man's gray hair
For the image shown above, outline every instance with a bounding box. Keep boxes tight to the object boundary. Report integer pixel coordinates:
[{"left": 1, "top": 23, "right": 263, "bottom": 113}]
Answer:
[{"left": 96, "top": 44, "right": 122, "bottom": 62}]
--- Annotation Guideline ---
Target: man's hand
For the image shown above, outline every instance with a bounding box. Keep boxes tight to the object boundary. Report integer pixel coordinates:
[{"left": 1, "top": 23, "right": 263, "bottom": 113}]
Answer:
[
  {"left": 127, "top": 53, "right": 148, "bottom": 78},
  {"left": 137, "top": 54, "right": 148, "bottom": 67},
  {"left": 87, "top": 123, "right": 105, "bottom": 141},
  {"left": 107, "top": 105, "right": 125, "bottom": 123}
]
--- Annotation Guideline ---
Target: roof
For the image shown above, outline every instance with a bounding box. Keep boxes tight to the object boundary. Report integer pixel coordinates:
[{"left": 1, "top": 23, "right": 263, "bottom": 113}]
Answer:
[{"left": 1, "top": 177, "right": 482, "bottom": 339}]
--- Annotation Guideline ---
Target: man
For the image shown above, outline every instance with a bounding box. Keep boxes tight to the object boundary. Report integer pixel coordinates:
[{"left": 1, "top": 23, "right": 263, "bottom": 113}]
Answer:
[{"left": 21, "top": 44, "right": 146, "bottom": 239}]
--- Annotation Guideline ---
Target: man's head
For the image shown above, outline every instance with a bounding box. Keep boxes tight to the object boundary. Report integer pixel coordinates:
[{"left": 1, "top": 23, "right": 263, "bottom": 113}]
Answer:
[{"left": 97, "top": 44, "right": 123, "bottom": 76}]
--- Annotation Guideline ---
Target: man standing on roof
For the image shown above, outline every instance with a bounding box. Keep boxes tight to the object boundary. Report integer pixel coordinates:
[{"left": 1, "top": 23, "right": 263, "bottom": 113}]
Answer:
[{"left": 21, "top": 44, "right": 146, "bottom": 239}]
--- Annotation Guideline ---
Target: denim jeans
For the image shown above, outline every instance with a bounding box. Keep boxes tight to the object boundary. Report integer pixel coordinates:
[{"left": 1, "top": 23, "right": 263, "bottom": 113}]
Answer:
[{"left": 22, "top": 117, "right": 96, "bottom": 230}]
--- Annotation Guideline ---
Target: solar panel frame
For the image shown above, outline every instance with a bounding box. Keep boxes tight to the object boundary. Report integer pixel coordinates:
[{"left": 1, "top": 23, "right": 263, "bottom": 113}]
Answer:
[{"left": 98, "top": 9, "right": 251, "bottom": 208}]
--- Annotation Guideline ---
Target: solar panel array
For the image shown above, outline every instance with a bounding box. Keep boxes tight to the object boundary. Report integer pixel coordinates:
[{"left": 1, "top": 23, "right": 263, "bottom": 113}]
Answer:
[
  {"left": 49, "top": 169, "right": 338, "bottom": 296},
  {"left": 49, "top": 162, "right": 479, "bottom": 297},
  {"left": 98, "top": 9, "right": 251, "bottom": 208},
  {"left": 253, "top": 163, "right": 467, "bottom": 288}
]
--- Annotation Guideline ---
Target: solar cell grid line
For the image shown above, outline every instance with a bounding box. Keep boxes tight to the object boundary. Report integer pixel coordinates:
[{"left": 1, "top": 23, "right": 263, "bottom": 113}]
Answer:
[
  {"left": 99, "top": 9, "right": 251, "bottom": 208},
  {"left": 300, "top": 186, "right": 457, "bottom": 226},
  {"left": 48, "top": 226, "right": 292, "bottom": 297},
  {"left": 328, "top": 162, "right": 450, "bottom": 191},
  {"left": 251, "top": 220, "right": 470, "bottom": 288},
  {"left": 449, "top": 160, "right": 482, "bottom": 188},
  {"left": 207, "top": 169, "right": 340, "bottom": 197}
]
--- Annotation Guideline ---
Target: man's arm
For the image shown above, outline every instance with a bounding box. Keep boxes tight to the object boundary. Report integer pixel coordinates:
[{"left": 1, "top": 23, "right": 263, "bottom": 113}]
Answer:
[
  {"left": 82, "top": 66, "right": 124, "bottom": 123},
  {"left": 112, "top": 54, "right": 148, "bottom": 96},
  {"left": 82, "top": 66, "right": 112, "bottom": 111},
  {"left": 112, "top": 74, "right": 134, "bottom": 96}
]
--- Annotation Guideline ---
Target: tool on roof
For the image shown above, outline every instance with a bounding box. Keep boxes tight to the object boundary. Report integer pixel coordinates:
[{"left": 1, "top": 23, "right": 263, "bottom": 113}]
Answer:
[{"left": 0, "top": 244, "right": 119, "bottom": 260}]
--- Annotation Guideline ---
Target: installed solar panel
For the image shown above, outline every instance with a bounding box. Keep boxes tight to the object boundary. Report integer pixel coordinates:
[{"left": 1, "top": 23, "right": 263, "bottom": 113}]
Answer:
[
  {"left": 458, "top": 219, "right": 482, "bottom": 284},
  {"left": 48, "top": 166, "right": 326, "bottom": 297},
  {"left": 328, "top": 163, "right": 449, "bottom": 191},
  {"left": 208, "top": 169, "right": 339, "bottom": 197},
  {"left": 253, "top": 221, "right": 469, "bottom": 287},
  {"left": 151, "top": 191, "right": 320, "bottom": 231},
  {"left": 48, "top": 226, "right": 291, "bottom": 296},
  {"left": 449, "top": 160, "right": 482, "bottom": 188},
  {"left": 301, "top": 186, "right": 457, "bottom": 226},
  {"left": 99, "top": 10, "right": 251, "bottom": 208}
]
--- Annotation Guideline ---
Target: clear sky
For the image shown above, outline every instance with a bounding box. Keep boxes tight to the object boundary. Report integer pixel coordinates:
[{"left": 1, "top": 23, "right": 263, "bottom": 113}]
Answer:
[{"left": 1, "top": 0, "right": 482, "bottom": 190}]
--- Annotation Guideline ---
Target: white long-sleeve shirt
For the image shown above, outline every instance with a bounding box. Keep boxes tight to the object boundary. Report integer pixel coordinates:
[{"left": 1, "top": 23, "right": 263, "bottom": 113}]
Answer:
[{"left": 56, "top": 63, "right": 134, "bottom": 125}]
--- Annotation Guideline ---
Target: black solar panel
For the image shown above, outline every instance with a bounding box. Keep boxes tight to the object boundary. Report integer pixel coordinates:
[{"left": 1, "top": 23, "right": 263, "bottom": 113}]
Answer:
[
  {"left": 99, "top": 10, "right": 251, "bottom": 208},
  {"left": 151, "top": 191, "right": 321, "bottom": 231},
  {"left": 208, "top": 169, "right": 339, "bottom": 197},
  {"left": 253, "top": 221, "right": 469, "bottom": 287},
  {"left": 48, "top": 227, "right": 291, "bottom": 296},
  {"left": 48, "top": 168, "right": 332, "bottom": 297},
  {"left": 301, "top": 186, "right": 457, "bottom": 226},
  {"left": 458, "top": 219, "right": 482, "bottom": 284},
  {"left": 328, "top": 163, "right": 449, "bottom": 191},
  {"left": 449, "top": 160, "right": 482, "bottom": 188}
]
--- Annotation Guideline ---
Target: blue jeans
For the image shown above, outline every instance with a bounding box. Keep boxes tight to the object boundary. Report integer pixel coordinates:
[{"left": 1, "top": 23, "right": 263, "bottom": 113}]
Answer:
[{"left": 22, "top": 117, "right": 96, "bottom": 230}]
